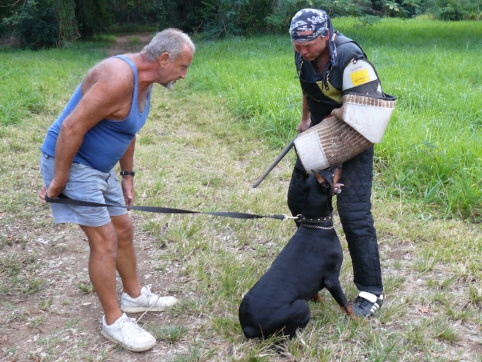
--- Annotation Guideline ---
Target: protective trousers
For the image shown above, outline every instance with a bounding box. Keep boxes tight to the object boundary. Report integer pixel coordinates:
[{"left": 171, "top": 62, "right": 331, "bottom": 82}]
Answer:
[{"left": 287, "top": 146, "right": 383, "bottom": 295}]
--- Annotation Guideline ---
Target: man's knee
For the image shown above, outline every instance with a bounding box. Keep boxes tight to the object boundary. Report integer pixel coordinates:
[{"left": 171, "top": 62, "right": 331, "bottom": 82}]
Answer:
[
  {"left": 81, "top": 223, "right": 119, "bottom": 254},
  {"left": 338, "top": 202, "right": 375, "bottom": 238},
  {"left": 111, "top": 214, "right": 134, "bottom": 240}
]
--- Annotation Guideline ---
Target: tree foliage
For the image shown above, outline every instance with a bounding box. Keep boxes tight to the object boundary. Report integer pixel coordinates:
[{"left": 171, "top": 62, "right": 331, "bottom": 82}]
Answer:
[
  {"left": 0, "top": 0, "right": 480, "bottom": 49},
  {"left": 1, "top": 0, "right": 59, "bottom": 49}
]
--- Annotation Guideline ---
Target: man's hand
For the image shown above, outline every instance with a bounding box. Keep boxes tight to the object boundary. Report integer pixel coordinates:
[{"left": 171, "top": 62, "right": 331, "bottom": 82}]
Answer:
[
  {"left": 331, "top": 106, "right": 344, "bottom": 121},
  {"left": 297, "top": 118, "right": 311, "bottom": 132},
  {"left": 39, "top": 177, "right": 66, "bottom": 202},
  {"left": 121, "top": 177, "right": 135, "bottom": 206},
  {"left": 38, "top": 187, "right": 48, "bottom": 203}
]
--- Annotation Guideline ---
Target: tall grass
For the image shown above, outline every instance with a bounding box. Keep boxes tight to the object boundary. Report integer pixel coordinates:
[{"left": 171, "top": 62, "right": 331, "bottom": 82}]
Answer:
[
  {"left": 187, "top": 18, "right": 481, "bottom": 221},
  {"left": 0, "top": 44, "right": 107, "bottom": 126}
]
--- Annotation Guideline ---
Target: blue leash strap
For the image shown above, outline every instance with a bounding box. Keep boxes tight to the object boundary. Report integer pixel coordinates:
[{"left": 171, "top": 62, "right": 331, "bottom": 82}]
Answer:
[{"left": 44, "top": 194, "right": 289, "bottom": 221}]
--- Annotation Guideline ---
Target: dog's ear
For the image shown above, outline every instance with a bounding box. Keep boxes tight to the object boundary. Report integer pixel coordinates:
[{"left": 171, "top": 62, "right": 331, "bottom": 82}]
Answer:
[{"left": 312, "top": 170, "right": 330, "bottom": 189}]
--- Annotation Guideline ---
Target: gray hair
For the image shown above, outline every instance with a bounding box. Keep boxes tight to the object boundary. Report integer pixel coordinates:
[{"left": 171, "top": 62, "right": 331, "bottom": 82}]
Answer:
[{"left": 143, "top": 28, "right": 195, "bottom": 62}]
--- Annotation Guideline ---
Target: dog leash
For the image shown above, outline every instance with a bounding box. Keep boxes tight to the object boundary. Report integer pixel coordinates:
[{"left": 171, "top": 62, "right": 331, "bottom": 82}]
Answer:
[{"left": 44, "top": 194, "right": 295, "bottom": 221}]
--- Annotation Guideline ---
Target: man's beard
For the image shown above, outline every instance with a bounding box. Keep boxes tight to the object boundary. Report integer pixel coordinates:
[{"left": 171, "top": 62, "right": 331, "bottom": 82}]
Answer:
[{"left": 164, "top": 81, "right": 175, "bottom": 91}]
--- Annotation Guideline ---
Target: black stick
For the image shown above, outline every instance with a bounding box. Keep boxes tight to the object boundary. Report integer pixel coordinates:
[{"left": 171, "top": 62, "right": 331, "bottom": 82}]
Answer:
[{"left": 252, "top": 136, "right": 297, "bottom": 188}]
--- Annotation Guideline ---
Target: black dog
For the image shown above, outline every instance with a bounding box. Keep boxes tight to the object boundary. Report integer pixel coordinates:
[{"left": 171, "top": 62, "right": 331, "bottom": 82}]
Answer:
[{"left": 239, "top": 165, "right": 354, "bottom": 339}]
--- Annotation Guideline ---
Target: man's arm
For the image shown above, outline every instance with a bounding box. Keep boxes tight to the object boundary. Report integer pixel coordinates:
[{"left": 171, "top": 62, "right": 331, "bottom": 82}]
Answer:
[
  {"left": 297, "top": 94, "right": 311, "bottom": 132},
  {"left": 342, "top": 58, "right": 383, "bottom": 97},
  {"left": 119, "top": 137, "right": 136, "bottom": 206}
]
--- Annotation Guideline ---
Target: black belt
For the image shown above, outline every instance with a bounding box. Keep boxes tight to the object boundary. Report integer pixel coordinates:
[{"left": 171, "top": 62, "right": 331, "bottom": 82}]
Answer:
[{"left": 45, "top": 194, "right": 291, "bottom": 221}]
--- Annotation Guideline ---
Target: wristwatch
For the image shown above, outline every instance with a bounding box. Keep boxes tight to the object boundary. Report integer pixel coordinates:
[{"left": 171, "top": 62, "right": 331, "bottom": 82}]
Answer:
[{"left": 120, "top": 170, "right": 135, "bottom": 177}]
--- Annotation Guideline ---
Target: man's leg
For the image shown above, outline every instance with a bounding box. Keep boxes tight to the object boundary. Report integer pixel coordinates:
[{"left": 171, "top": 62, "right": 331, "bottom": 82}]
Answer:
[
  {"left": 81, "top": 218, "right": 157, "bottom": 352},
  {"left": 111, "top": 213, "right": 142, "bottom": 298},
  {"left": 337, "top": 147, "right": 383, "bottom": 316},
  {"left": 109, "top": 213, "right": 179, "bottom": 313},
  {"left": 80, "top": 222, "right": 123, "bottom": 325}
]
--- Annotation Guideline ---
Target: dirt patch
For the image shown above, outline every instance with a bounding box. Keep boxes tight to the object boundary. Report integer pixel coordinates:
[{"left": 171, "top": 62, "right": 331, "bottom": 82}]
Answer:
[{"left": 106, "top": 32, "right": 153, "bottom": 57}]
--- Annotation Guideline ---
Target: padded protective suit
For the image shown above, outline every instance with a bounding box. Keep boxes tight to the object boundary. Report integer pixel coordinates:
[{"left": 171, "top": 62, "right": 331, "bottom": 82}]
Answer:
[{"left": 288, "top": 32, "right": 383, "bottom": 295}]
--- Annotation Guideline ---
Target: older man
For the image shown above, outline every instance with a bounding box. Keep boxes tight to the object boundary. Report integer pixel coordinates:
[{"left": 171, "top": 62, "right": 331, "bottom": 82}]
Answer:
[{"left": 39, "top": 28, "right": 195, "bottom": 351}]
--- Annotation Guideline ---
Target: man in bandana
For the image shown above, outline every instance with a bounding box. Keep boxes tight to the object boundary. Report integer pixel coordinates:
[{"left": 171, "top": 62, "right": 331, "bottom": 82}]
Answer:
[{"left": 288, "top": 9, "right": 386, "bottom": 317}]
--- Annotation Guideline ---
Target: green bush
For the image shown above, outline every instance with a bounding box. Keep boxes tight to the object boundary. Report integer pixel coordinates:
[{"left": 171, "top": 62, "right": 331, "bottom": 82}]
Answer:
[
  {"left": 2, "top": 0, "right": 59, "bottom": 50},
  {"left": 422, "top": 0, "right": 481, "bottom": 21},
  {"left": 439, "top": 0, "right": 466, "bottom": 20}
]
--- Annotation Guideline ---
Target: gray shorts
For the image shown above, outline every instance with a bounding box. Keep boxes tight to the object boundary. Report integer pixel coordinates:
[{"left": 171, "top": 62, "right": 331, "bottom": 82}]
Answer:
[{"left": 40, "top": 152, "right": 127, "bottom": 227}]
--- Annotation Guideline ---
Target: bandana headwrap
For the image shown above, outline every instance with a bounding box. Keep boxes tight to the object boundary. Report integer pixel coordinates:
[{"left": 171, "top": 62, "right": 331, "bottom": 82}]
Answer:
[{"left": 289, "top": 9, "right": 338, "bottom": 66}]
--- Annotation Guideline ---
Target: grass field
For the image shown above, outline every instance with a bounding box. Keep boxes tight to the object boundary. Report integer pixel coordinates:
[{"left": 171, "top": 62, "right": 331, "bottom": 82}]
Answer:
[
  {"left": 0, "top": 18, "right": 481, "bottom": 361},
  {"left": 187, "top": 17, "right": 481, "bottom": 221}
]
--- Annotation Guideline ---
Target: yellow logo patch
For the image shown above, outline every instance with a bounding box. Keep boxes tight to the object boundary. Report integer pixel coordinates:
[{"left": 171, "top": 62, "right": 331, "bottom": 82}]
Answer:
[{"left": 350, "top": 69, "right": 370, "bottom": 86}]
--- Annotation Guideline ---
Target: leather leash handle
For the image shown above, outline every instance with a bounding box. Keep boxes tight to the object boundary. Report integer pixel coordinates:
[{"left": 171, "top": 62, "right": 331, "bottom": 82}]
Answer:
[{"left": 252, "top": 136, "right": 297, "bottom": 188}]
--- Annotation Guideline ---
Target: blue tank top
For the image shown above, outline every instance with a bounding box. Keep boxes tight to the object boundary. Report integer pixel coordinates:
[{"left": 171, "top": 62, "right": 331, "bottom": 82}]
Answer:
[{"left": 40, "top": 55, "right": 151, "bottom": 172}]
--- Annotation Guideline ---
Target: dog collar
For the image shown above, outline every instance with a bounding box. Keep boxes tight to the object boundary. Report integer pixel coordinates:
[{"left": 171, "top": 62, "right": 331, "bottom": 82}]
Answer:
[
  {"left": 296, "top": 214, "right": 332, "bottom": 224},
  {"left": 300, "top": 223, "right": 334, "bottom": 230}
]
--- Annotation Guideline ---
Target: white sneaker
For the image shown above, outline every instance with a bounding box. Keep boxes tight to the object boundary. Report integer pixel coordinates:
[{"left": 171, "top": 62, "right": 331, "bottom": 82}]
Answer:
[
  {"left": 121, "top": 284, "right": 179, "bottom": 313},
  {"left": 101, "top": 313, "right": 156, "bottom": 352}
]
